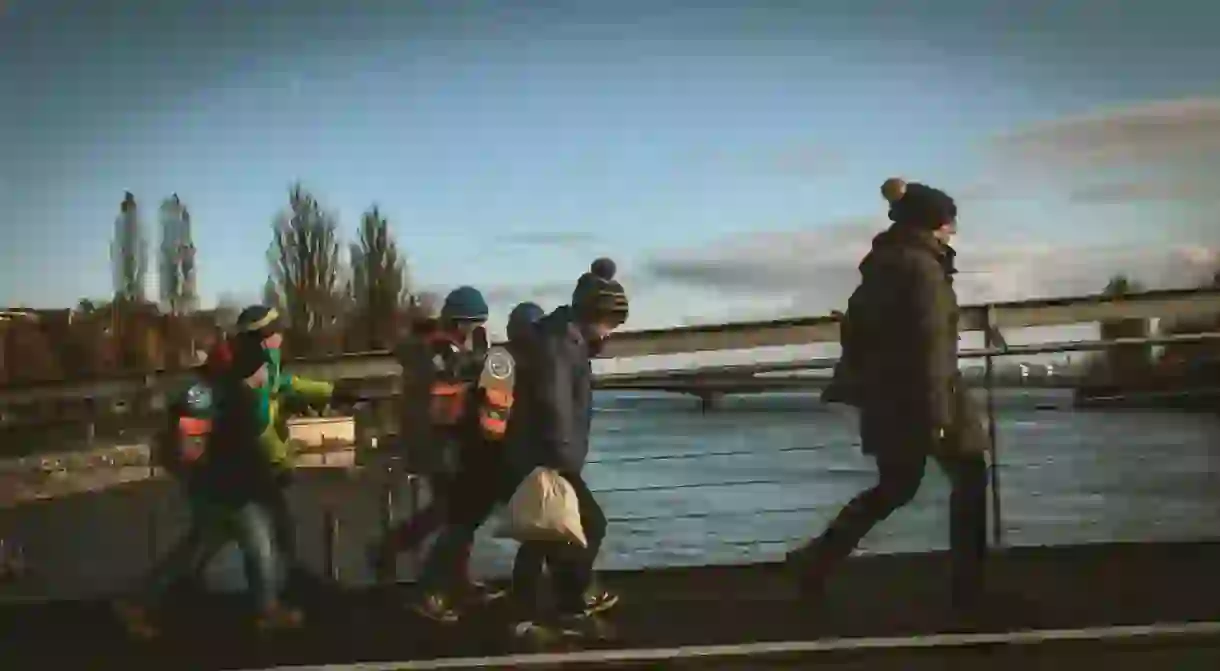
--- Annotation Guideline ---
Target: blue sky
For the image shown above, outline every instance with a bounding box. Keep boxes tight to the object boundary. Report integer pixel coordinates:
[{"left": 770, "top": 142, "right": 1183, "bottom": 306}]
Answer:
[{"left": 2, "top": 0, "right": 1219, "bottom": 340}]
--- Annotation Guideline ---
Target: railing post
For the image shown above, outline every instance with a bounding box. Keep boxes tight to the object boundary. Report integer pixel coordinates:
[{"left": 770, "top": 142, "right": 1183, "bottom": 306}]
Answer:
[
  {"left": 378, "top": 474, "right": 396, "bottom": 584},
  {"left": 322, "top": 508, "right": 339, "bottom": 582},
  {"left": 983, "top": 305, "right": 1003, "bottom": 547},
  {"left": 406, "top": 473, "right": 424, "bottom": 571},
  {"left": 146, "top": 462, "right": 158, "bottom": 566}
]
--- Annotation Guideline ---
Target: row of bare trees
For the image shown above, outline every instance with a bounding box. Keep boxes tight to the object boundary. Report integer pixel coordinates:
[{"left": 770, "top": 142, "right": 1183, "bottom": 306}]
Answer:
[
  {"left": 267, "top": 184, "right": 421, "bottom": 358},
  {"left": 0, "top": 184, "right": 425, "bottom": 385}
]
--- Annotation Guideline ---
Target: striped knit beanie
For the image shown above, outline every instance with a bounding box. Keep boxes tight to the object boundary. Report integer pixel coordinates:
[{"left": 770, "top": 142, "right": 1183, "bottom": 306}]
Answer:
[{"left": 572, "top": 258, "right": 628, "bottom": 323}]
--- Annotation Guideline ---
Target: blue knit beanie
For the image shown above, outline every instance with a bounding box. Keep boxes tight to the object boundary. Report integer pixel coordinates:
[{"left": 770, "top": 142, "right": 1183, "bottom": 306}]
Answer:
[
  {"left": 507, "top": 302, "right": 545, "bottom": 342},
  {"left": 441, "top": 286, "right": 489, "bottom": 322}
]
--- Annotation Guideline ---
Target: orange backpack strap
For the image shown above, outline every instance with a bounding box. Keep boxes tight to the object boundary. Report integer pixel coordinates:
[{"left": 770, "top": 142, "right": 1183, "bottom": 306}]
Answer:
[
  {"left": 478, "top": 387, "right": 513, "bottom": 440},
  {"left": 429, "top": 381, "right": 471, "bottom": 426},
  {"left": 476, "top": 346, "right": 517, "bottom": 441},
  {"left": 177, "top": 416, "right": 213, "bottom": 437}
]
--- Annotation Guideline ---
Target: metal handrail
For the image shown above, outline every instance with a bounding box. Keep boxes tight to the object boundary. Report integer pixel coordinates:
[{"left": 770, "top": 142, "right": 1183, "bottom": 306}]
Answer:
[{"left": 1, "top": 328, "right": 1217, "bottom": 589}]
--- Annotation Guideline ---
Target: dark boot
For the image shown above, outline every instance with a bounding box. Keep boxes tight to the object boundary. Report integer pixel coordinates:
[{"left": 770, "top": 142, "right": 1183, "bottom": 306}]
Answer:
[{"left": 785, "top": 542, "right": 834, "bottom": 601}]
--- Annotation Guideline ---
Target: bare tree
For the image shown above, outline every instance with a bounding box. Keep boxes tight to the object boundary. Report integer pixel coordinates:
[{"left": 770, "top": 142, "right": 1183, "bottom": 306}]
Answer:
[
  {"left": 109, "top": 192, "right": 153, "bottom": 370},
  {"left": 111, "top": 192, "right": 148, "bottom": 305},
  {"left": 262, "top": 276, "right": 282, "bottom": 313},
  {"left": 348, "top": 205, "right": 409, "bottom": 350},
  {"left": 269, "top": 184, "right": 343, "bottom": 356},
  {"left": 1102, "top": 274, "right": 1143, "bottom": 297},
  {"left": 158, "top": 194, "right": 197, "bottom": 315}
]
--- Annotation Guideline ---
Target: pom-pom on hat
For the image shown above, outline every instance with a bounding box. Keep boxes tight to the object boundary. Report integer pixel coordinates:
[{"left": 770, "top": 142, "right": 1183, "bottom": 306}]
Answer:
[
  {"left": 880, "top": 176, "right": 957, "bottom": 231},
  {"left": 572, "top": 257, "right": 628, "bottom": 323}
]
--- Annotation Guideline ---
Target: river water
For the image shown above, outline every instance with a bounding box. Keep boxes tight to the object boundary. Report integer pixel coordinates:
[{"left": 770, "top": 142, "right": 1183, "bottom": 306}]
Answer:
[{"left": 2, "top": 389, "right": 1218, "bottom": 601}]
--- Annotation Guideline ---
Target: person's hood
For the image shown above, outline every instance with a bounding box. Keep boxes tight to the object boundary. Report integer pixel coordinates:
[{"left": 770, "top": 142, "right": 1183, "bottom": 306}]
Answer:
[
  {"left": 859, "top": 224, "right": 955, "bottom": 275},
  {"left": 541, "top": 305, "right": 600, "bottom": 355}
]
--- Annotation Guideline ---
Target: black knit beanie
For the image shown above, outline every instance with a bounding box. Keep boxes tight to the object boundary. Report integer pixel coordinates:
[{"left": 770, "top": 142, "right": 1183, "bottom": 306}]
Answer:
[
  {"left": 881, "top": 178, "right": 957, "bottom": 231},
  {"left": 229, "top": 335, "right": 267, "bottom": 381},
  {"left": 572, "top": 257, "right": 629, "bottom": 323},
  {"left": 235, "top": 305, "right": 282, "bottom": 340}
]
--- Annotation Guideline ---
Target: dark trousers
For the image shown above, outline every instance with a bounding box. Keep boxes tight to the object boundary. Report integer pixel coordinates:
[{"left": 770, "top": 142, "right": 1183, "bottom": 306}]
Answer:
[
  {"left": 184, "top": 478, "right": 299, "bottom": 584},
  {"left": 511, "top": 471, "right": 607, "bottom": 617},
  {"left": 142, "top": 501, "right": 280, "bottom": 612},
  {"left": 262, "top": 484, "right": 299, "bottom": 572},
  {"left": 812, "top": 448, "right": 988, "bottom": 600},
  {"left": 384, "top": 473, "right": 455, "bottom": 555},
  {"left": 418, "top": 450, "right": 506, "bottom": 591}
]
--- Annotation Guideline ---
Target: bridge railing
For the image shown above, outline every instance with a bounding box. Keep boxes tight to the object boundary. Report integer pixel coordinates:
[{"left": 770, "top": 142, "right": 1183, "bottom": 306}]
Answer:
[
  {"left": 1, "top": 289, "right": 1219, "bottom": 599},
  {"left": 1, "top": 326, "right": 1218, "bottom": 600},
  {"left": 2, "top": 287, "right": 1219, "bottom": 404}
]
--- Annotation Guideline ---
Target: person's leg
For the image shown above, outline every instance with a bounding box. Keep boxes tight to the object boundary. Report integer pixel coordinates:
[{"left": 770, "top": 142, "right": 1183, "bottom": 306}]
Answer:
[
  {"left": 937, "top": 452, "right": 989, "bottom": 607},
  {"left": 182, "top": 488, "right": 226, "bottom": 585},
  {"left": 791, "top": 449, "right": 927, "bottom": 596},
  {"left": 265, "top": 484, "right": 300, "bottom": 579},
  {"left": 563, "top": 473, "right": 613, "bottom": 611},
  {"left": 114, "top": 501, "right": 231, "bottom": 639},
  {"left": 549, "top": 472, "right": 615, "bottom": 639},
  {"left": 369, "top": 474, "right": 452, "bottom": 580},
  {"left": 413, "top": 456, "right": 509, "bottom": 621},
  {"left": 452, "top": 449, "right": 510, "bottom": 598},
  {"left": 232, "top": 502, "right": 302, "bottom": 630},
  {"left": 511, "top": 542, "right": 548, "bottom": 620}
]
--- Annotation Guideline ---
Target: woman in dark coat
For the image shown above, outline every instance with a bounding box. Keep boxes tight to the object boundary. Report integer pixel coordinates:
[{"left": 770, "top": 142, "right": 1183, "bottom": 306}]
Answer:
[{"left": 794, "top": 177, "right": 990, "bottom": 609}]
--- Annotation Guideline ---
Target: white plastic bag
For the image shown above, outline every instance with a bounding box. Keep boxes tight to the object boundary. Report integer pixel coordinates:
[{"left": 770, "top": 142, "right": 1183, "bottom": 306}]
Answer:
[{"left": 494, "top": 467, "right": 588, "bottom": 548}]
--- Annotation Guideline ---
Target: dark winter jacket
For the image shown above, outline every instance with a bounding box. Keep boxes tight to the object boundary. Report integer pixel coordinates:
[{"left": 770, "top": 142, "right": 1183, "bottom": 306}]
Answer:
[
  {"left": 831, "top": 225, "right": 963, "bottom": 453},
  {"left": 192, "top": 377, "right": 281, "bottom": 507},
  {"left": 396, "top": 329, "right": 486, "bottom": 474},
  {"left": 503, "top": 306, "right": 594, "bottom": 478}
]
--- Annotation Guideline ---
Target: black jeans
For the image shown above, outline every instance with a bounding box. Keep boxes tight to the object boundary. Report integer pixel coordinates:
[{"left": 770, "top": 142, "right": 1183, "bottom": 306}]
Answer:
[
  {"left": 511, "top": 471, "right": 607, "bottom": 617},
  {"left": 418, "top": 449, "right": 505, "bottom": 591},
  {"left": 813, "top": 448, "right": 988, "bottom": 600}
]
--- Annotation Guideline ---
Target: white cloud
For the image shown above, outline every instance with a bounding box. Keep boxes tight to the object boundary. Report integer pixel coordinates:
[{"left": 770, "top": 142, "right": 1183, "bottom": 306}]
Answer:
[
  {"left": 643, "top": 96, "right": 1220, "bottom": 318},
  {"left": 547, "top": 98, "right": 1220, "bottom": 374},
  {"left": 645, "top": 220, "right": 1217, "bottom": 314},
  {"left": 990, "top": 97, "right": 1220, "bottom": 169}
]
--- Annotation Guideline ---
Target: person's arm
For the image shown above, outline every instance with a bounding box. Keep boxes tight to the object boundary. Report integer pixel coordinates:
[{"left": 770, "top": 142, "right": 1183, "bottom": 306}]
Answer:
[
  {"left": 903, "top": 254, "right": 956, "bottom": 435},
  {"left": 248, "top": 385, "right": 294, "bottom": 469},
  {"left": 536, "top": 334, "right": 577, "bottom": 474},
  {"left": 278, "top": 374, "right": 336, "bottom": 403}
]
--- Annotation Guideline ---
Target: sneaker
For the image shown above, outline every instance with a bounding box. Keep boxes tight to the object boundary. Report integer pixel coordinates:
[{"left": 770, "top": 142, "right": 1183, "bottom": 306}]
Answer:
[
  {"left": 510, "top": 620, "right": 560, "bottom": 650},
  {"left": 113, "top": 599, "right": 160, "bottom": 640},
  {"left": 412, "top": 592, "right": 461, "bottom": 624},
  {"left": 583, "top": 588, "right": 620, "bottom": 615},
  {"left": 256, "top": 604, "right": 305, "bottom": 632},
  {"left": 555, "top": 612, "right": 615, "bottom": 642},
  {"left": 461, "top": 580, "right": 508, "bottom": 604}
]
